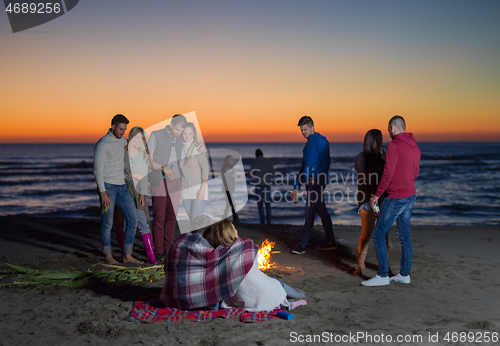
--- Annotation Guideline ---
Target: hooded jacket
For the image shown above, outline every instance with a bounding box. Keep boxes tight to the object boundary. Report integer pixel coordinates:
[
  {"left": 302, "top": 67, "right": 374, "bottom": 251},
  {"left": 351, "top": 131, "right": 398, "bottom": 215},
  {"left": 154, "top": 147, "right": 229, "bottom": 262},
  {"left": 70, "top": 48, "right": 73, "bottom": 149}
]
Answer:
[{"left": 375, "top": 132, "right": 421, "bottom": 199}]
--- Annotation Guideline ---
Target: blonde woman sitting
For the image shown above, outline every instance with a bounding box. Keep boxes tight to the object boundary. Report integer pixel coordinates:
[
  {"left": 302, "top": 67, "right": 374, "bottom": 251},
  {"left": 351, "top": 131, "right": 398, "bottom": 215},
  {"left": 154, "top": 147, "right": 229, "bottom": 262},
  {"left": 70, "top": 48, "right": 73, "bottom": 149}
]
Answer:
[{"left": 212, "top": 220, "right": 305, "bottom": 312}]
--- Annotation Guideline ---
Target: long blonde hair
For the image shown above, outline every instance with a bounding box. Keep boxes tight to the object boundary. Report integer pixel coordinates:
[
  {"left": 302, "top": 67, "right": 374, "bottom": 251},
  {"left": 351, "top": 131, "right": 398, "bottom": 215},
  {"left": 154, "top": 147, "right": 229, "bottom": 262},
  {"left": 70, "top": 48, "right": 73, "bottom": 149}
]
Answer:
[
  {"left": 183, "top": 123, "right": 199, "bottom": 165},
  {"left": 211, "top": 220, "right": 237, "bottom": 247},
  {"left": 125, "top": 126, "right": 147, "bottom": 157}
]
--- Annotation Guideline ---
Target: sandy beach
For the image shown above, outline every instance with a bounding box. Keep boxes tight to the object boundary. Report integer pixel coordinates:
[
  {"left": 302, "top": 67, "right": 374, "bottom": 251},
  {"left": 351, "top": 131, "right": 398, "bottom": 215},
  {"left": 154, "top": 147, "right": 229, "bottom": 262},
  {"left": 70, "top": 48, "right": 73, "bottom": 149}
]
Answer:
[{"left": 0, "top": 215, "right": 499, "bottom": 346}]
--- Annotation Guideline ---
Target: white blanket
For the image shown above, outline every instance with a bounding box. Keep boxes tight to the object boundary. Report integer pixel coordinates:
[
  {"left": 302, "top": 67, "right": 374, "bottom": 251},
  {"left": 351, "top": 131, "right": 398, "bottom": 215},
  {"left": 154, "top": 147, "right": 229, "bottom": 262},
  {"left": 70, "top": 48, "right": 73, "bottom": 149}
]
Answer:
[{"left": 221, "top": 258, "right": 287, "bottom": 312}]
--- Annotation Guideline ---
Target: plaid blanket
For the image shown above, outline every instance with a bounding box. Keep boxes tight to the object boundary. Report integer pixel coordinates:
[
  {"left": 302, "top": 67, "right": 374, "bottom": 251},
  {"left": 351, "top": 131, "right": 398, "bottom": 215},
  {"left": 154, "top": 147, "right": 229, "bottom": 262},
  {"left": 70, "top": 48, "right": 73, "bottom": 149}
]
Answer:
[
  {"left": 129, "top": 300, "right": 283, "bottom": 323},
  {"left": 160, "top": 233, "right": 258, "bottom": 310}
]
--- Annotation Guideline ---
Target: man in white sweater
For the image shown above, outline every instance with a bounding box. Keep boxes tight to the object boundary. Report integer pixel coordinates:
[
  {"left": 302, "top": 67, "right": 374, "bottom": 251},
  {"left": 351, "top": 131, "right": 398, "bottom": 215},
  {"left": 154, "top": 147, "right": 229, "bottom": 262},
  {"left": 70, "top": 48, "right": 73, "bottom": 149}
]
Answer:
[{"left": 94, "top": 114, "right": 140, "bottom": 264}]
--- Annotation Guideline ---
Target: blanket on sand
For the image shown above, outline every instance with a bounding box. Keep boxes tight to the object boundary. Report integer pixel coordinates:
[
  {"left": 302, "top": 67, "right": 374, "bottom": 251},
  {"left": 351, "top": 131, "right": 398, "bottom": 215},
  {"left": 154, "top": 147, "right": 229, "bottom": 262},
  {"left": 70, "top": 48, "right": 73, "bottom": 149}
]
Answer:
[{"left": 129, "top": 300, "right": 283, "bottom": 323}]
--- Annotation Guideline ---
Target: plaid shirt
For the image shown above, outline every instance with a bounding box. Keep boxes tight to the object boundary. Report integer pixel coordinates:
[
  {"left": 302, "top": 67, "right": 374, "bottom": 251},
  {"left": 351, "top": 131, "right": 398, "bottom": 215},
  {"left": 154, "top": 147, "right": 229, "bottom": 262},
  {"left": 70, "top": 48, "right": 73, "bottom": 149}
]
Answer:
[{"left": 160, "top": 233, "right": 258, "bottom": 309}]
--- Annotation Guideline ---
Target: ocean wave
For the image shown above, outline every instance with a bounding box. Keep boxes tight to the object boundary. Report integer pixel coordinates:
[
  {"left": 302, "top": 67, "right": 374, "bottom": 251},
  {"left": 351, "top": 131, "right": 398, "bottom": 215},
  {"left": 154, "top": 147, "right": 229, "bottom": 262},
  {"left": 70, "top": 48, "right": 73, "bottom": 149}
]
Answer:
[
  {"left": 1, "top": 142, "right": 499, "bottom": 226},
  {"left": 19, "top": 189, "right": 97, "bottom": 197},
  {"left": 0, "top": 177, "right": 95, "bottom": 186}
]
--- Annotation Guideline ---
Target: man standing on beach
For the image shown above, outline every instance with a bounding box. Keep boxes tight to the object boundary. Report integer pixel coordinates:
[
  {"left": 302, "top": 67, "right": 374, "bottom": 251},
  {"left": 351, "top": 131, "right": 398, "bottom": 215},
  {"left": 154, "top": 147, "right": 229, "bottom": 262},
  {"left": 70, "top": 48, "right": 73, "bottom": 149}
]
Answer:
[
  {"left": 94, "top": 114, "right": 140, "bottom": 264},
  {"left": 291, "top": 116, "right": 336, "bottom": 255},
  {"left": 147, "top": 114, "right": 187, "bottom": 263},
  {"left": 362, "top": 115, "right": 421, "bottom": 287},
  {"left": 249, "top": 149, "right": 275, "bottom": 225}
]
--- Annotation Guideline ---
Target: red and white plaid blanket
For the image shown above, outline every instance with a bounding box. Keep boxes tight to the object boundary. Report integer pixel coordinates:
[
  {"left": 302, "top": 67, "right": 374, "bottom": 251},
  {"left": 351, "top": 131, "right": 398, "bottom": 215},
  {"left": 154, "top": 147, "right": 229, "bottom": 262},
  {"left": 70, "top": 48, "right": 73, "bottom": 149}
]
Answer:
[
  {"left": 160, "top": 233, "right": 258, "bottom": 310},
  {"left": 129, "top": 300, "right": 283, "bottom": 323}
]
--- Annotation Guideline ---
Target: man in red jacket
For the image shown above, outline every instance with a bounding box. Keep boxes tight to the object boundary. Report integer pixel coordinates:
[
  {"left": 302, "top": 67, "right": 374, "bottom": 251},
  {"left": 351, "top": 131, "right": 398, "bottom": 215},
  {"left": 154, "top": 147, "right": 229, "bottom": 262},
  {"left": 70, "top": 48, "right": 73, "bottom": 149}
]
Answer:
[{"left": 362, "top": 116, "right": 421, "bottom": 287}]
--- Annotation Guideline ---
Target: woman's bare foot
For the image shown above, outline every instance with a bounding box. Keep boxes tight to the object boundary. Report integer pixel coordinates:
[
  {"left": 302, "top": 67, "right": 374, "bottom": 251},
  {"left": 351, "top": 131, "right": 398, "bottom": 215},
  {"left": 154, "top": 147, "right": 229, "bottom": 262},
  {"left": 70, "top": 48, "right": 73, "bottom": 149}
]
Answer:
[
  {"left": 105, "top": 253, "right": 119, "bottom": 265},
  {"left": 123, "top": 253, "right": 143, "bottom": 264}
]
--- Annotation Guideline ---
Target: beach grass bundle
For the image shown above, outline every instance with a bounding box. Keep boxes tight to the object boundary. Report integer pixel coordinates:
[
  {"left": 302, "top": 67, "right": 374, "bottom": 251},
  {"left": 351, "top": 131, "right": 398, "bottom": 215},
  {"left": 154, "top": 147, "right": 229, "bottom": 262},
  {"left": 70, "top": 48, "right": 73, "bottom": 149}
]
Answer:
[{"left": 0, "top": 264, "right": 165, "bottom": 295}]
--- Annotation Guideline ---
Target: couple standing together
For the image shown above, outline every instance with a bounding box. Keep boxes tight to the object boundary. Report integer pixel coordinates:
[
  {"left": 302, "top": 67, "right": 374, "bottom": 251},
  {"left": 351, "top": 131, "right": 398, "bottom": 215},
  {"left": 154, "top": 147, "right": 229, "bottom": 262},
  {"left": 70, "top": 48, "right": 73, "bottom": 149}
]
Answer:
[
  {"left": 94, "top": 114, "right": 209, "bottom": 264},
  {"left": 290, "top": 115, "right": 421, "bottom": 287}
]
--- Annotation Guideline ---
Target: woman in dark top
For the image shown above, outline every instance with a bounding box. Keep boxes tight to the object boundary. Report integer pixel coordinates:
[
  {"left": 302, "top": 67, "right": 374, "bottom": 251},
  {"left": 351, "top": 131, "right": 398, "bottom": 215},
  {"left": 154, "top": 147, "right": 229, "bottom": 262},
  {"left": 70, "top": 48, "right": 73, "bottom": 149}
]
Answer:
[{"left": 354, "top": 129, "right": 392, "bottom": 276}]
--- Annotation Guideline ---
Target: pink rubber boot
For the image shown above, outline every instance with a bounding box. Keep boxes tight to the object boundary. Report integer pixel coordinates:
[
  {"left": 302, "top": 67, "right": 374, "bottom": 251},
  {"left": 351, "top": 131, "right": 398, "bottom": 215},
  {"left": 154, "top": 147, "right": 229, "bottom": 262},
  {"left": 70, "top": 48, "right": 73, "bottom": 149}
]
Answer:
[{"left": 142, "top": 233, "right": 158, "bottom": 264}]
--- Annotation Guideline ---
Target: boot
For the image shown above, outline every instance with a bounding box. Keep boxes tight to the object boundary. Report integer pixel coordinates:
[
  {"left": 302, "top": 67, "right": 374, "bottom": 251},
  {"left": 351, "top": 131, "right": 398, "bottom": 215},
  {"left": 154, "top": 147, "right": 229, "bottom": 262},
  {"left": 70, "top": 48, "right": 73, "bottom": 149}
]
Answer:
[
  {"left": 142, "top": 233, "right": 158, "bottom": 264},
  {"left": 353, "top": 252, "right": 366, "bottom": 276}
]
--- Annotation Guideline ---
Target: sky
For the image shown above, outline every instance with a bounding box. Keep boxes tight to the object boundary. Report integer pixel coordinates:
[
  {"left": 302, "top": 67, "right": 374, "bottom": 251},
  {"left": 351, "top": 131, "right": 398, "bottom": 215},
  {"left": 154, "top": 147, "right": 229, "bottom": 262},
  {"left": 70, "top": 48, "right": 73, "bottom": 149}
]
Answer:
[{"left": 1, "top": 0, "right": 499, "bottom": 143}]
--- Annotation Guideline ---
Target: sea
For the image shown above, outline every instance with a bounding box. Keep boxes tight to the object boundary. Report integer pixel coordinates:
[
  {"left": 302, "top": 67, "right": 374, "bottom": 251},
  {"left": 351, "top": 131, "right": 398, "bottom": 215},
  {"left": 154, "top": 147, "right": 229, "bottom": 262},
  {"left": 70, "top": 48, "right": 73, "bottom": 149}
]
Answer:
[{"left": 1, "top": 142, "right": 499, "bottom": 226}]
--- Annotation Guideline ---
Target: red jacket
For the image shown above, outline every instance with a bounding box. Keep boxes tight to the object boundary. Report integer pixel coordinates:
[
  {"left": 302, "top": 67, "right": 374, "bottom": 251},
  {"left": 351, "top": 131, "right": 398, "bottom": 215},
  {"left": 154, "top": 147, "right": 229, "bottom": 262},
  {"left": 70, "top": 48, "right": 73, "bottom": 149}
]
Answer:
[{"left": 376, "top": 133, "right": 421, "bottom": 199}]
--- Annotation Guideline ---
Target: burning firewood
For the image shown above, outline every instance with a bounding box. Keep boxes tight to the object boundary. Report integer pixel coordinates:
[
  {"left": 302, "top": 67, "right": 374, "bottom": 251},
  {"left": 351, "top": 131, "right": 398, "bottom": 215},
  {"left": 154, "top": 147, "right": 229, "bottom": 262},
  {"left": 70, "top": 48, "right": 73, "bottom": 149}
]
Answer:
[{"left": 257, "top": 239, "right": 275, "bottom": 270}]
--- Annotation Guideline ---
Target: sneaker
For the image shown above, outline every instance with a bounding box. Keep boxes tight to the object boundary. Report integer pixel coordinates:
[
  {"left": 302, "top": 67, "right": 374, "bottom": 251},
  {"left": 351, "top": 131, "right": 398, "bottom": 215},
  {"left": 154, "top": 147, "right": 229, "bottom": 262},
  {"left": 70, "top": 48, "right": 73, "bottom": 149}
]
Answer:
[
  {"left": 315, "top": 242, "right": 337, "bottom": 251},
  {"left": 292, "top": 244, "right": 306, "bottom": 255},
  {"left": 361, "top": 275, "right": 390, "bottom": 287},
  {"left": 390, "top": 274, "right": 411, "bottom": 284}
]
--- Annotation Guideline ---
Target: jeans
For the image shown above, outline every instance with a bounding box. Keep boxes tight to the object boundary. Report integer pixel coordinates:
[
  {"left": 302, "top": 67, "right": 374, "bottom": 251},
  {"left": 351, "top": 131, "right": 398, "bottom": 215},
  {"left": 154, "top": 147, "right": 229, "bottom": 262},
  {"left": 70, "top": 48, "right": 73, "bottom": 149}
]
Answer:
[
  {"left": 255, "top": 185, "right": 272, "bottom": 224},
  {"left": 372, "top": 194, "right": 416, "bottom": 277},
  {"left": 136, "top": 209, "right": 151, "bottom": 235},
  {"left": 100, "top": 183, "right": 138, "bottom": 254},
  {"left": 299, "top": 183, "right": 335, "bottom": 247},
  {"left": 151, "top": 178, "right": 181, "bottom": 254},
  {"left": 183, "top": 199, "right": 207, "bottom": 229}
]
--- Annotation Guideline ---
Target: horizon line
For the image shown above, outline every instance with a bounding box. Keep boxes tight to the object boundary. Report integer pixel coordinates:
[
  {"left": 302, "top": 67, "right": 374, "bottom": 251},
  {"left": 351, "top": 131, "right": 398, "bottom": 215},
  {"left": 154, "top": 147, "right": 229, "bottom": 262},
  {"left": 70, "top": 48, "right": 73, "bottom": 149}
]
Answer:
[{"left": 1, "top": 140, "right": 499, "bottom": 145}]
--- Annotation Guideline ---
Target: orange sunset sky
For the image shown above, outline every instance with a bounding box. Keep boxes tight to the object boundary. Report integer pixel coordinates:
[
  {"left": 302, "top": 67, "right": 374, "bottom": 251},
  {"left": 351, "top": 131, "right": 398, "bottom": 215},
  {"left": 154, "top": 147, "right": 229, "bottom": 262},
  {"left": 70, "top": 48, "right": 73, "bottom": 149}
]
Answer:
[{"left": 1, "top": 1, "right": 499, "bottom": 143}]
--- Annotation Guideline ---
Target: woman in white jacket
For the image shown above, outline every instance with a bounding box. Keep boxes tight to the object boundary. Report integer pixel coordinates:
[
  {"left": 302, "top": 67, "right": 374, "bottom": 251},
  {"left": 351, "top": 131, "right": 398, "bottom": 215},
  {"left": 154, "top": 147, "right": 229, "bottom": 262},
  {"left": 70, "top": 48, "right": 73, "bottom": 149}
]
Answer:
[
  {"left": 211, "top": 220, "right": 306, "bottom": 312},
  {"left": 179, "top": 123, "right": 210, "bottom": 230}
]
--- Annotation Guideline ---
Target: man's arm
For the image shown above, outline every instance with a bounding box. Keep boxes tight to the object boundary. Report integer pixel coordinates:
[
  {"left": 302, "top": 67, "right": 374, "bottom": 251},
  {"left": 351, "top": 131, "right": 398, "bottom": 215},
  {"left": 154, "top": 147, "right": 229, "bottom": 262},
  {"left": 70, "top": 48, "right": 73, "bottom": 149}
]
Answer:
[
  {"left": 318, "top": 138, "right": 330, "bottom": 175},
  {"left": 196, "top": 142, "right": 207, "bottom": 154},
  {"left": 94, "top": 142, "right": 106, "bottom": 193},
  {"left": 301, "top": 142, "right": 321, "bottom": 183},
  {"left": 94, "top": 142, "right": 111, "bottom": 208}
]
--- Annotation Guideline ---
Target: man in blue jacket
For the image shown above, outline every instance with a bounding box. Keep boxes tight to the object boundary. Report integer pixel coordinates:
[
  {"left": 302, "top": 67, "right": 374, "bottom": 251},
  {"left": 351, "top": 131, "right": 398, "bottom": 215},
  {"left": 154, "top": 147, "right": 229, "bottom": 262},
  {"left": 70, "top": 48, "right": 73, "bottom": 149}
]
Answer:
[{"left": 291, "top": 116, "right": 336, "bottom": 254}]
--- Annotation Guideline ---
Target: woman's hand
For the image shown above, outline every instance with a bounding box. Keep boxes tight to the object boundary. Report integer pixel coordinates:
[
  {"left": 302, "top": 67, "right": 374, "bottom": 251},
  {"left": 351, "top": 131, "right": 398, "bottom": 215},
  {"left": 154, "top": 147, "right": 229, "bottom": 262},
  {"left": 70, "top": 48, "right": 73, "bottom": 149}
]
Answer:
[
  {"left": 139, "top": 195, "right": 145, "bottom": 207},
  {"left": 131, "top": 173, "right": 146, "bottom": 181},
  {"left": 196, "top": 185, "right": 206, "bottom": 202}
]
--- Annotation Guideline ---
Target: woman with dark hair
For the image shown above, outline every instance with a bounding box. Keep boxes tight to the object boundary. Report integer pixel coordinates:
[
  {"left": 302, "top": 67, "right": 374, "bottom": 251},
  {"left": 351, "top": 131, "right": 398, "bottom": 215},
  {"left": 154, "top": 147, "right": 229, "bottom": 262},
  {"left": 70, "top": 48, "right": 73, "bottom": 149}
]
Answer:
[{"left": 354, "top": 129, "right": 391, "bottom": 276}]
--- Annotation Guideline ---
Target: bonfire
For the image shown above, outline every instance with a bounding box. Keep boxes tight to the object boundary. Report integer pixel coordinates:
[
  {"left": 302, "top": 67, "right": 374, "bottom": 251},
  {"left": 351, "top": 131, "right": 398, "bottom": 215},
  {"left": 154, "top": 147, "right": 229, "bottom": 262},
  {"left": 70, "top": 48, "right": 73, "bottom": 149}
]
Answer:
[{"left": 257, "top": 239, "right": 275, "bottom": 270}]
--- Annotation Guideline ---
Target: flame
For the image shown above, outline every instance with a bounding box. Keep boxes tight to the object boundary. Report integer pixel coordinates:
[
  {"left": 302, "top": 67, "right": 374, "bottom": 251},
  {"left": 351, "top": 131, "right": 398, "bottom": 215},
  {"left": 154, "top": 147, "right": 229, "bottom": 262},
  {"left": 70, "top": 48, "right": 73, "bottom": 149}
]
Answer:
[{"left": 257, "top": 239, "right": 275, "bottom": 270}]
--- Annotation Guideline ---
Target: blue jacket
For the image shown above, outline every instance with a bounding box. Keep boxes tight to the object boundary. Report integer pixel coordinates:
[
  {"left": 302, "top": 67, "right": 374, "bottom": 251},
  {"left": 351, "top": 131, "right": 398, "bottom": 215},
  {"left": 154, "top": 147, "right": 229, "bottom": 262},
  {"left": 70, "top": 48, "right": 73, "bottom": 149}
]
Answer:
[{"left": 294, "top": 133, "right": 330, "bottom": 190}]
